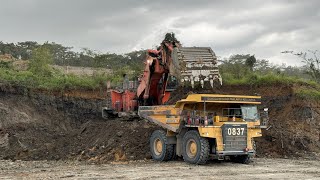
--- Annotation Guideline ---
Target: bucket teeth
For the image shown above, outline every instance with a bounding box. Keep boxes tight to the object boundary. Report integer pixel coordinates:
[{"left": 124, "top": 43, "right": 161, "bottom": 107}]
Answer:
[{"left": 179, "top": 74, "right": 221, "bottom": 88}]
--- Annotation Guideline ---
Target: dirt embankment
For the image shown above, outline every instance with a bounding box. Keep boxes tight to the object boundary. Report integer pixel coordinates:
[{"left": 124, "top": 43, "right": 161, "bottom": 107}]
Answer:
[
  {"left": 0, "top": 84, "right": 319, "bottom": 163},
  {"left": 0, "top": 86, "right": 156, "bottom": 163}
]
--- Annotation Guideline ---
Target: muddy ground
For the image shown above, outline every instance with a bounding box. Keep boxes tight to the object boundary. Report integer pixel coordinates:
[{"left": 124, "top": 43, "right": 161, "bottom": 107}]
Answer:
[{"left": 0, "top": 158, "right": 319, "bottom": 179}]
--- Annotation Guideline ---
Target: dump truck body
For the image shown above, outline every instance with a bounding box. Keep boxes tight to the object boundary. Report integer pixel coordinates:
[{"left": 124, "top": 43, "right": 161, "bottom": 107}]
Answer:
[{"left": 139, "top": 94, "right": 268, "bottom": 164}]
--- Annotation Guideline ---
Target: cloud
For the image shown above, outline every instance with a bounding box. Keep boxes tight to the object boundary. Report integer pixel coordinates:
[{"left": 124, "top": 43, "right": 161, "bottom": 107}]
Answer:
[{"left": 0, "top": 0, "right": 319, "bottom": 66}]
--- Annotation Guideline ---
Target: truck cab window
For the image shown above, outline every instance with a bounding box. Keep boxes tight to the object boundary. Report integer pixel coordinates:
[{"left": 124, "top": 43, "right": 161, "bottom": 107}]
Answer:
[{"left": 241, "top": 105, "right": 258, "bottom": 121}]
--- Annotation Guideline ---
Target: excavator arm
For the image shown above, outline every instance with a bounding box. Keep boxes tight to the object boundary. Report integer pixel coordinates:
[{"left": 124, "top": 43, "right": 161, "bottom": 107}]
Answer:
[{"left": 137, "top": 33, "right": 180, "bottom": 105}]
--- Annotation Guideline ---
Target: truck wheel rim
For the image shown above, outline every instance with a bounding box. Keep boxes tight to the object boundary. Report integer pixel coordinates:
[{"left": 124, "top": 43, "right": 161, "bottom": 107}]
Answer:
[
  {"left": 154, "top": 138, "right": 163, "bottom": 156},
  {"left": 186, "top": 139, "right": 197, "bottom": 158}
]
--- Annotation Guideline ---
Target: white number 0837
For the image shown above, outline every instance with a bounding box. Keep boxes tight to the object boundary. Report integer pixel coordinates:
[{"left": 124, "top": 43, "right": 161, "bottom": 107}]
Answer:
[{"left": 227, "top": 128, "right": 245, "bottom": 136}]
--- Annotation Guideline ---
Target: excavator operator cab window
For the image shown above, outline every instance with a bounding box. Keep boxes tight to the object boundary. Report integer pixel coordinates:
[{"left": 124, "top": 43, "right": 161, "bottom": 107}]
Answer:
[{"left": 167, "top": 76, "right": 178, "bottom": 90}]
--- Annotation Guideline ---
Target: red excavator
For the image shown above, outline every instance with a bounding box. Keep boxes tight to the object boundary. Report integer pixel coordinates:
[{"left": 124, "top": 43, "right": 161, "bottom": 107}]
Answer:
[{"left": 102, "top": 33, "right": 221, "bottom": 119}]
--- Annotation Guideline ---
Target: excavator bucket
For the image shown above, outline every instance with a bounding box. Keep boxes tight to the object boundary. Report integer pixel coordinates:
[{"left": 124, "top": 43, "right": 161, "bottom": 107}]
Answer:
[{"left": 170, "top": 47, "right": 222, "bottom": 88}]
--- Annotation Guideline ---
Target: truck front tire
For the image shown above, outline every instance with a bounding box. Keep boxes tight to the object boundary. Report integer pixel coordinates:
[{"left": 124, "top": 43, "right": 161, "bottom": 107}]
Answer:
[
  {"left": 182, "top": 130, "right": 209, "bottom": 164},
  {"left": 150, "top": 130, "right": 174, "bottom": 161}
]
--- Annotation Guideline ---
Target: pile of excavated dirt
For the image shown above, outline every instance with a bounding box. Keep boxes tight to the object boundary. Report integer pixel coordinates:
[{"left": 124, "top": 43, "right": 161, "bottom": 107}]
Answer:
[
  {"left": 0, "top": 84, "right": 319, "bottom": 163},
  {"left": 0, "top": 86, "right": 157, "bottom": 163},
  {"left": 0, "top": 118, "right": 156, "bottom": 163}
]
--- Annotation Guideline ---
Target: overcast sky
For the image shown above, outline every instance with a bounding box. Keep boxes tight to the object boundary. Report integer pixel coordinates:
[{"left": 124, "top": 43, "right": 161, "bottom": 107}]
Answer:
[{"left": 0, "top": 0, "right": 319, "bottom": 66}]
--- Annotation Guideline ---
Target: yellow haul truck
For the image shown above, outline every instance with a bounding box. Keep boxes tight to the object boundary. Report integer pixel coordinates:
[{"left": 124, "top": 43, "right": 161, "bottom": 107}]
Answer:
[{"left": 138, "top": 94, "right": 268, "bottom": 164}]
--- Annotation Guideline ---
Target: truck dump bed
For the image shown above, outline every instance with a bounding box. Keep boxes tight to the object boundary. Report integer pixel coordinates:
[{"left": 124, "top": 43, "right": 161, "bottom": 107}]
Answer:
[{"left": 138, "top": 105, "right": 181, "bottom": 132}]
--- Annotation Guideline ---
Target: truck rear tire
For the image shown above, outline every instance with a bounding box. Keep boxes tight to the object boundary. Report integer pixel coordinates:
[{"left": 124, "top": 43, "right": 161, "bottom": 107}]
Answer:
[
  {"left": 182, "top": 130, "right": 209, "bottom": 164},
  {"left": 150, "top": 130, "right": 174, "bottom": 161}
]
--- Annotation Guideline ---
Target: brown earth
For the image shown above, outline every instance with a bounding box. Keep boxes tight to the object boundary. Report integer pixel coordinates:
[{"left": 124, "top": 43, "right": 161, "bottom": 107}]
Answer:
[
  {"left": 0, "top": 83, "right": 319, "bottom": 163},
  {"left": 0, "top": 85, "right": 157, "bottom": 163}
]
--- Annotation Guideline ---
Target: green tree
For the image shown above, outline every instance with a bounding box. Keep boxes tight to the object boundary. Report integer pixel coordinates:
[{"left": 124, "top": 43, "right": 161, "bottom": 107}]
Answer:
[
  {"left": 219, "top": 54, "right": 251, "bottom": 79},
  {"left": 42, "top": 42, "right": 75, "bottom": 66},
  {"left": 16, "top": 41, "right": 39, "bottom": 59},
  {"left": 0, "top": 42, "right": 17, "bottom": 57},
  {"left": 245, "top": 55, "right": 256, "bottom": 71},
  {"left": 282, "top": 50, "right": 320, "bottom": 83},
  {"left": 28, "top": 46, "right": 53, "bottom": 77},
  {"left": 0, "top": 41, "right": 39, "bottom": 60}
]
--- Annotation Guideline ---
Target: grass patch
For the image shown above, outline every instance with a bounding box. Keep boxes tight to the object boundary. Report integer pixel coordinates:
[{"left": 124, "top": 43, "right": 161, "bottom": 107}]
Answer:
[
  {"left": 294, "top": 88, "right": 320, "bottom": 100},
  {"left": 0, "top": 68, "right": 112, "bottom": 91},
  {"left": 223, "top": 72, "right": 318, "bottom": 87},
  {"left": 224, "top": 72, "right": 320, "bottom": 100}
]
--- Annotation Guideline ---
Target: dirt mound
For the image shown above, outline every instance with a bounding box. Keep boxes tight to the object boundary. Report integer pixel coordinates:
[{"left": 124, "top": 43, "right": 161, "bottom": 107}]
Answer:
[
  {"left": 1, "top": 119, "right": 156, "bottom": 163},
  {"left": 0, "top": 88, "right": 156, "bottom": 163},
  {"left": 74, "top": 120, "right": 156, "bottom": 162},
  {"left": 0, "top": 84, "right": 319, "bottom": 163}
]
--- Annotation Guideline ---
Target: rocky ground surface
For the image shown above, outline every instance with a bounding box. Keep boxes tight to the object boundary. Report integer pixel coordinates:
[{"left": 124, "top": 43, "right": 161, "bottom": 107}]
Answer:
[{"left": 0, "top": 158, "right": 319, "bottom": 179}]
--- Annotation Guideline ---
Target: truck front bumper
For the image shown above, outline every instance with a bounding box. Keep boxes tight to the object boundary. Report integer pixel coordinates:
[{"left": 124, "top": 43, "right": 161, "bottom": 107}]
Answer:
[{"left": 213, "top": 150, "right": 255, "bottom": 160}]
